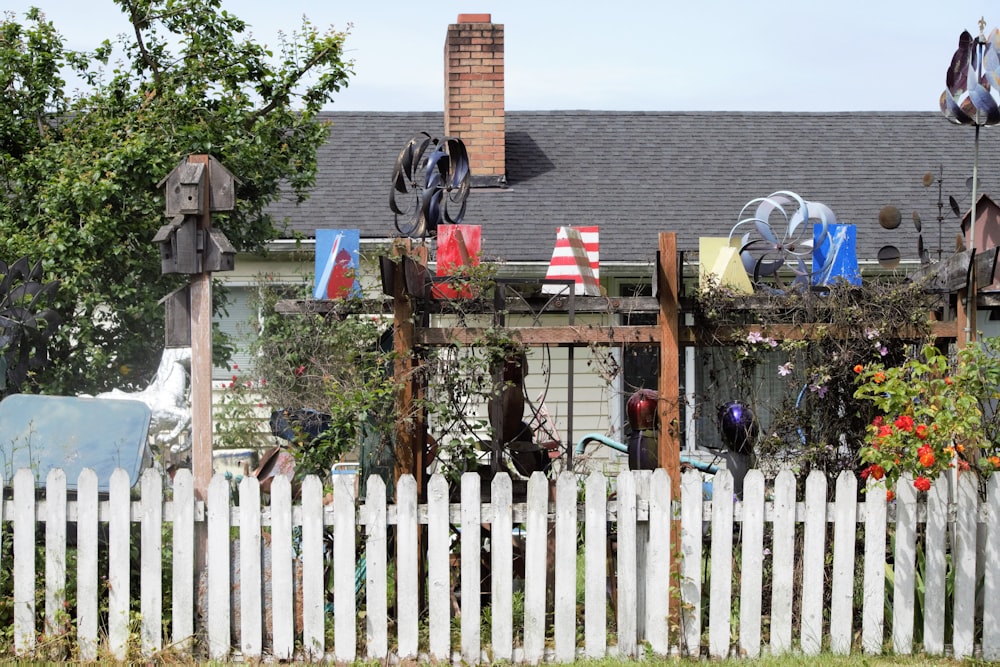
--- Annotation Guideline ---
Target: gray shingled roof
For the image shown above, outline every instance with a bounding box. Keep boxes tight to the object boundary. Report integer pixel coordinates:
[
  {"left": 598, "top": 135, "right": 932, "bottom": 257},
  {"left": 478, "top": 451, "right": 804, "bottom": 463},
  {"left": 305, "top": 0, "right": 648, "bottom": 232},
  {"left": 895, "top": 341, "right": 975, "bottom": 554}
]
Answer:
[{"left": 268, "top": 110, "right": 1000, "bottom": 268}]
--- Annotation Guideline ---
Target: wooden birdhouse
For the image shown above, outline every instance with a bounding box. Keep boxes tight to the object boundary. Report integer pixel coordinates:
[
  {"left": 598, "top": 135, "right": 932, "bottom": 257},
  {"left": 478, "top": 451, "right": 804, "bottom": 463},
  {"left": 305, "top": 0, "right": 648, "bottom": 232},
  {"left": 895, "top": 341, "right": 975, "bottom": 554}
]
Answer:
[
  {"left": 206, "top": 156, "right": 238, "bottom": 212},
  {"left": 158, "top": 162, "right": 206, "bottom": 216},
  {"left": 203, "top": 228, "right": 236, "bottom": 272},
  {"left": 153, "top": 215, "right": 201, "bottom": 274},
  {"left": 158, "top": 155, "right": 239, "bottom": 215}
]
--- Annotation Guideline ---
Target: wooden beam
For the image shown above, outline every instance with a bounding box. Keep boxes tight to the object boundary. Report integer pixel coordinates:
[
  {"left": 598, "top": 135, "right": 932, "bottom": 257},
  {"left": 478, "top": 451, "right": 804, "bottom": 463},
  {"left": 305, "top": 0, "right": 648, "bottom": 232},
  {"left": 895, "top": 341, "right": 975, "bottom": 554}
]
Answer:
[
  {"left": 416, "top": 325, "right": 659, "bottom": 346},
  {"left": 414, "top": 319, "right": 956, "bottom": 348}
]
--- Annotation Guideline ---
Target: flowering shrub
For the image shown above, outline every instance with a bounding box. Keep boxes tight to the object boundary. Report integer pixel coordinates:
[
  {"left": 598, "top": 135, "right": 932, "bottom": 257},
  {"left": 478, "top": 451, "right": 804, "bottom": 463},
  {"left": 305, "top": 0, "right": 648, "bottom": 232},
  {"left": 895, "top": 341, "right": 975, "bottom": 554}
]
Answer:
[{"left": 854, "top": 342, "right": 1000, "bottom": 493}]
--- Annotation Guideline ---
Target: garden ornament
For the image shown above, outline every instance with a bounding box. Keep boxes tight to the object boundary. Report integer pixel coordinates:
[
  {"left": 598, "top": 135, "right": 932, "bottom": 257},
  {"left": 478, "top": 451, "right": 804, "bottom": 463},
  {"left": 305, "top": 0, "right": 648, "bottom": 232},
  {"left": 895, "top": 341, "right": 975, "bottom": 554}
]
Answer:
[
  {"left": 91, "top": 346, "right": 192, "bottom": 453},
  {"left": 728, "top": 190, "right": 835, "bottom": 289},
  {"left": 389, "top": 132, "right": 471, "bottom": 238},
  {"left": 718, "top": 401, "right": 758, "bottom": 455}
]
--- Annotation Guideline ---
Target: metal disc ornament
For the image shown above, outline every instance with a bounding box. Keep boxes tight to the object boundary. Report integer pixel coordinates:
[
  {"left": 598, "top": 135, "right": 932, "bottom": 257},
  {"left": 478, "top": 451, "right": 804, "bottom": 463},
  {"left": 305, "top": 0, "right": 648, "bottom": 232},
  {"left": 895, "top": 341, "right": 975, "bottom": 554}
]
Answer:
[
  {"left": 877, "top": 245, "right": 901, "bottom": 268},
  {"left": 878, "top": 205, "right": 902, "bottom": 230}
]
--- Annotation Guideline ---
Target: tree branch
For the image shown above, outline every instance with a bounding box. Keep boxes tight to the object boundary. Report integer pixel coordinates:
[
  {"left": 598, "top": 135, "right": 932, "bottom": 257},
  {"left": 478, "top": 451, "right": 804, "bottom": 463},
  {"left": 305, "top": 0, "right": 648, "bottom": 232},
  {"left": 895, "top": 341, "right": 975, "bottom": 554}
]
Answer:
[
  {"left": 121, "top": 0, "right": 161, "bottom": 89},
  {"left": 248, "top": 45, "right": 334, "bottom": 124}
]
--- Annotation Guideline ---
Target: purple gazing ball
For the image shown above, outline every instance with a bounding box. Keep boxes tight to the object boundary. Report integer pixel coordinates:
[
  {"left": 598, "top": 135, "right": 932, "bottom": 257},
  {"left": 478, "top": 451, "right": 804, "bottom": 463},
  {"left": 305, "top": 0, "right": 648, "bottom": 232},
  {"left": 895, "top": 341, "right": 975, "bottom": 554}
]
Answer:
[{"left": 719, "top": 401, "right": 758, "bottom": 455}]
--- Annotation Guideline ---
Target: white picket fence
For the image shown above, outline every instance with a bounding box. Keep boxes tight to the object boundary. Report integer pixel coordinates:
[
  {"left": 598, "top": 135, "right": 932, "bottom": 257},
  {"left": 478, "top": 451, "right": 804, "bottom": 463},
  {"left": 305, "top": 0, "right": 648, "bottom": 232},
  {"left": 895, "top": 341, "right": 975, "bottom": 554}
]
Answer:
[{"left": 1, "top": 465, "right": 998, "bottom": 661}]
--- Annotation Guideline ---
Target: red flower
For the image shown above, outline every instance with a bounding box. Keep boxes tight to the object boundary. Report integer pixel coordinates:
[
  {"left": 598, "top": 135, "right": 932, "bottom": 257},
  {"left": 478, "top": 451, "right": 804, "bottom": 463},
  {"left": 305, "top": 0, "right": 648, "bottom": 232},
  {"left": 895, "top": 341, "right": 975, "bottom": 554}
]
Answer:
[
  {"left": 294, "top": 365, "right": 306, "bottom": 376},
  {"left": 914, "top": 477, "right": 931, "bottom": 492},
  {"left": 894, "top": 415, "right": 914, "bottom": 432},
  {"left": 861, "top": 464, "right": 885, "bottom": 481},
  {"left": 854, "top": 364, "right": 864, "bottom": 374},
  {"left": 877, "top": 425, "right": 893, "bottom": 438},
  {"left": 873, "top": 371, "right": 886, "bottom": 384},
  {"left": 886, "top": 489, "right": 895, "bottom": 502},
  {"left": 915, "top": 424, "right": 929, "bottom": 440},
  {"left": 872, "top": 416, "right": 884, "bottom": 427},
  {"left": 945, "top": 376, "right": 953, "bottom": 385},
  {"left": 919, "top": 451, "right": 935, "bottom": 467}
]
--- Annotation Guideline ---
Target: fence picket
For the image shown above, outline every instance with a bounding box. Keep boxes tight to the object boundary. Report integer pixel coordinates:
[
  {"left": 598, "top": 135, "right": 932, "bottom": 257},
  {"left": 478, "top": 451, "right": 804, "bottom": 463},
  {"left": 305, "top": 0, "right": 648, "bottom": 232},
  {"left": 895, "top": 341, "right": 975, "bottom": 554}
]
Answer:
[
  {"left": 140, "top": 468, "right": 163, "bottom": 656},
  {"left": 679, "top": 469, "right": 702, "bottom": 657},
  {"left": 953, "top": 473, "right": 977, "bottom": 659},
  {"left": 524, "top": 471, "right": 548, "bottom": 664},
  {"left": 801, "top": 471, "right": 827, "bottom": 655},
  {"left": 207, "top": 473, "right": 232, "bottom": 660},
  {"left": 770, "top": 470, "right": 795, "bottom": 655},
  {"left": 397, "top": 474, "right": 419, "bottom": 660},
  {"left": 739, "top": 470, "right": 765, "bottom": 658},
  {"left": 108, "top": 468, "right": 131, "bottom": 661},
  {"left": 892, "top": 476, "right": 917, "bottom": 654},
  {"left": 13, "top": 469, "right": 35, "bottom": 655},
  {"left": 461, "top": 472, "right": 482, "bottom": 664},
  {"left": 44, "top": 469, "right": 67, "bottom": 641},
  {"left": 584, "top": 471, "right": 608, "bottom": 658},
  {"left": 334, "top": 471, "right": 357, "bottom": 663},
  {"left": 923, "top": 477, "right": 947, "bottom": 654},
  {"left": 270, "top": 475, "right": 294, "bottom": 661},
  {"left": 239, "top": 476, "right": 263, "bottom": 660},
  {"left": 708, "top": 469, "right": 734, "bottom": 659},
  {"left": 171, "top": 469, "right": 195, "bottom": 650},
  {"left": 300, "top": 475, "right": 325, "bottom": 660},
  {"left": 985, "top": 475, "right": 1000, "bottom": 661},
  {"left": 617, "top": 470, "right": 639, "bottom": 657},
  {"left": 554, "top": 471, "right": 577, "bottom": 662},
  {"left": 426, "top": 473, "right": 449, "bottom": 661},
  {"left": 365, "top": 475, "right": 389, "bottom": 661},
  {"left": 646, "top": 469, "right": 670, "bottom": 657},
  {"left": 830, "top": 471, "right": 858, "bottom": 655},
  {"left": 634, "top": 470, "right": 649, "bottom": 641},
  {"left": 862, "top": 477, "right": 887, "bottom": 654},
  {"left": 491, "top": 473, "right": 514, "bottom": 663},
  {"left": 76, "top": 469, "right": 99, "bottom": 661}
]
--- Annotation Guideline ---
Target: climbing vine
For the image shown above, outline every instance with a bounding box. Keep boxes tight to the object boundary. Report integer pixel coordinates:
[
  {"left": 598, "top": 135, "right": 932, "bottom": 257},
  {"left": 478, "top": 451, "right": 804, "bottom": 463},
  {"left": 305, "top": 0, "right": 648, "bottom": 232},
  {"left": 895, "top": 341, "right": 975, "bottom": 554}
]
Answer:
[{"left": 692, "top": 277, "right": 939, "bottom": 483}]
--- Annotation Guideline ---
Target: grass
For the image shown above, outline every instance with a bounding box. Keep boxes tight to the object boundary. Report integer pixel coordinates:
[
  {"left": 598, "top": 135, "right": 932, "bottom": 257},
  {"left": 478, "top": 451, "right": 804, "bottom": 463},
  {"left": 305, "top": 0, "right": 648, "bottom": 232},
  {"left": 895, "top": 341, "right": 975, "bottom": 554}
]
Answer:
[{"left": 562, "top": 655, "right": 994, "bottom": 667}]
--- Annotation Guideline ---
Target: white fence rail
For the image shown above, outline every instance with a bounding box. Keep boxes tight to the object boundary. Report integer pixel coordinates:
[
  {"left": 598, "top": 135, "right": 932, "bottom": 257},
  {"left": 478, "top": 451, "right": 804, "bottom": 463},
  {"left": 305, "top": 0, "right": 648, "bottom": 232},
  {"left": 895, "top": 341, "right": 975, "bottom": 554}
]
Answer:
[{"left": 0, "top": 466, "right": 996, "bottom": 661}]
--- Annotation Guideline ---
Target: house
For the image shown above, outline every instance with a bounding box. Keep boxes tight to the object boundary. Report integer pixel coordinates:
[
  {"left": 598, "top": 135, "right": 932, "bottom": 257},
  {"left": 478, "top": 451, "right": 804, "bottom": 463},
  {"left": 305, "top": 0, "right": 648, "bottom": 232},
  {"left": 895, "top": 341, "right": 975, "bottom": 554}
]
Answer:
[{"left": 216, "top": 14, "right": 1000, "bottom": 468}]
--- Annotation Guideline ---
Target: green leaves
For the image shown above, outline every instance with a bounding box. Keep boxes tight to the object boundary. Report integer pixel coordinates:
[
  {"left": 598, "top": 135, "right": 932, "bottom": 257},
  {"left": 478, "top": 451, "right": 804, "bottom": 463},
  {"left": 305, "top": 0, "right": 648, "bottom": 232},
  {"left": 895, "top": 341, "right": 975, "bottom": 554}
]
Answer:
[{"left": 0, "top": 3, "right": 352, "bottom": 394}]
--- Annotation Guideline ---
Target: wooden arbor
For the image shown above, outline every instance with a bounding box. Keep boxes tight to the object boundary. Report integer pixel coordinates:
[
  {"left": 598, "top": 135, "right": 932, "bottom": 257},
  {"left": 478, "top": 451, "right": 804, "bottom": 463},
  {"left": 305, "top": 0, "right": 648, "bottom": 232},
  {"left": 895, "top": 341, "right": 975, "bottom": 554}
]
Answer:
[{"left": 385, "top": 233, "right": 683, "bottom": 497}]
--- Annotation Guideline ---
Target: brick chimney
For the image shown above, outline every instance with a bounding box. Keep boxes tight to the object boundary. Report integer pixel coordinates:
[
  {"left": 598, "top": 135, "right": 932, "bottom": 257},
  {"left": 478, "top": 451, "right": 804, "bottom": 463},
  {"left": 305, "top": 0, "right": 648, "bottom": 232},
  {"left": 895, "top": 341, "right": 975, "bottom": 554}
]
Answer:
[{"left": 444, "top": 14, "right": 505, "bottom": 184}]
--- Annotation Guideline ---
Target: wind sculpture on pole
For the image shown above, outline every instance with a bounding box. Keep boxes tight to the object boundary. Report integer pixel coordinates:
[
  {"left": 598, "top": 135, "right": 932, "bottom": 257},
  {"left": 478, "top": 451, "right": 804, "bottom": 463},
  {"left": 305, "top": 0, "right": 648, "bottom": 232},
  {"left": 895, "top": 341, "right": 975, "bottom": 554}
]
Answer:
[{"left": 940, "top": 18, "right": 1000, "bottom": 343}]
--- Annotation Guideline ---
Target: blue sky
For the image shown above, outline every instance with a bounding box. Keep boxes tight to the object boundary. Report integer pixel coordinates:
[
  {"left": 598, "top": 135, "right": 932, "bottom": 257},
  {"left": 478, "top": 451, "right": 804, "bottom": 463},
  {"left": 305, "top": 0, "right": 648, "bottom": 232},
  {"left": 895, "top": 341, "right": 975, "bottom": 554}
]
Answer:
[{"left": 5, "top": 0, "right": 998, "bottom": 112}]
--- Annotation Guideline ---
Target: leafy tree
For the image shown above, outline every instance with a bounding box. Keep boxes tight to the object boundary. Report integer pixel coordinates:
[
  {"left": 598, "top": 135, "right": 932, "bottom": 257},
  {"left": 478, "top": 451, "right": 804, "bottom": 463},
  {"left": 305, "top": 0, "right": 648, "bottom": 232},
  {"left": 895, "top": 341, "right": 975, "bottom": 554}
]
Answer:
[{"left": 0, "top": 2, "right": 352, "bottom": 394}]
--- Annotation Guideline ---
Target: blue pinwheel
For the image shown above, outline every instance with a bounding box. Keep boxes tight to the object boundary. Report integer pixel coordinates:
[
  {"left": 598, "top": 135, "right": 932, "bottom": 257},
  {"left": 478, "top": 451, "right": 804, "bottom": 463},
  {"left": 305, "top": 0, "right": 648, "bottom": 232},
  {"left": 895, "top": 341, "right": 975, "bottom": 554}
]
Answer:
[{"left": 728, "top": 191, "right": 835, "bottom": 289}]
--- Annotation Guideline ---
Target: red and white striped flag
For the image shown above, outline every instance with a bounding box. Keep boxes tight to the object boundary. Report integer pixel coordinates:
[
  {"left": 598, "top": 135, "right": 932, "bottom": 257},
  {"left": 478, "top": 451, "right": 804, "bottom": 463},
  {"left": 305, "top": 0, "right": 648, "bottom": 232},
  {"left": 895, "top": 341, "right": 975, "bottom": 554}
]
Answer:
[{"left": 542, "top": 226, "right": 601, "bottom": 296}]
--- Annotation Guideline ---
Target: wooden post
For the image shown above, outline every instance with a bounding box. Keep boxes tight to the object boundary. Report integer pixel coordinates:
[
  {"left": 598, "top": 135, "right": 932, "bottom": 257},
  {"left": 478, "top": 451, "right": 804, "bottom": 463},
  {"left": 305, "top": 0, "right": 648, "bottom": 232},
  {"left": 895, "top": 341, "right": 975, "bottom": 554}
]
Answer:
[
  {"left": 657, "top": 232, "right": 683, "bottom": 627},
  {"left": 656, "top": 233, "right": 681, "bottom": 496},
  {"left": 187, "top": 154, "right": 214, "bottom": 504},
  {"left": 392, "top": 239, "right": 428, "bottom": 492}
]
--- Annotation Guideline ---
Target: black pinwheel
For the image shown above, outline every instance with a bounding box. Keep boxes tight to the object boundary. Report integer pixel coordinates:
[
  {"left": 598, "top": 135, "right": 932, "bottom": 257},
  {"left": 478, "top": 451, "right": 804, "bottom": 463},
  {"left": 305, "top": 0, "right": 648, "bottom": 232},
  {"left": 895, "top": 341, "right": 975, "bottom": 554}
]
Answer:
[{"left": 389, "top": 132, "right": 471, "bottom": 238}]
